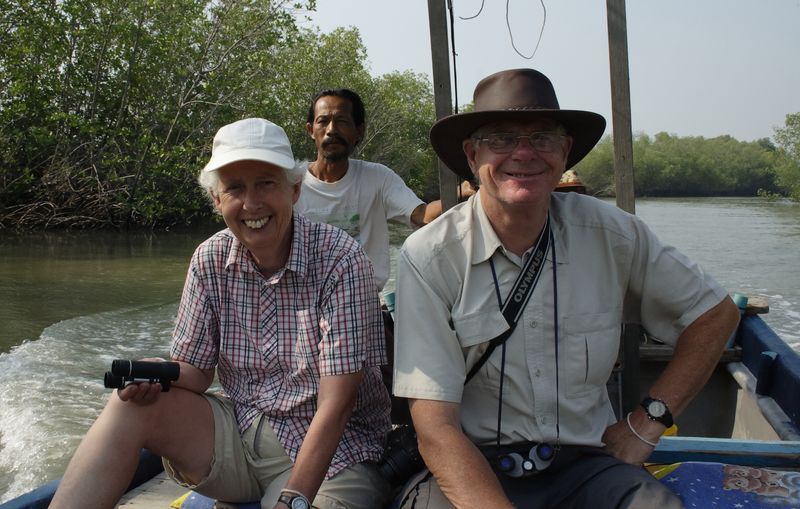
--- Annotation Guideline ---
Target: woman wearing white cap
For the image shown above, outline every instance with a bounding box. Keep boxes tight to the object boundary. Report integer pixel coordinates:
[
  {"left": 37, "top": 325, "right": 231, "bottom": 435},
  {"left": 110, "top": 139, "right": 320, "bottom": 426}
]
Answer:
[{"left": 51, "top": 118, "right": 392, "bottom": 509}]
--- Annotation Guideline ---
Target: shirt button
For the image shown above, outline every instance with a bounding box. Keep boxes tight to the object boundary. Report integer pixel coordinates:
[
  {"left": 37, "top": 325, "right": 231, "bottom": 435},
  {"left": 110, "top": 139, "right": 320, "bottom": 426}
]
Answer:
[
  {"left": 529, "top": 320, "right": 538, "bottom": 328},
  {"left": 541, "top": 416, "right": 547, "bottom": 425},
  {"left": 534, "top": 369, "right": 541, "bottom": 377}
]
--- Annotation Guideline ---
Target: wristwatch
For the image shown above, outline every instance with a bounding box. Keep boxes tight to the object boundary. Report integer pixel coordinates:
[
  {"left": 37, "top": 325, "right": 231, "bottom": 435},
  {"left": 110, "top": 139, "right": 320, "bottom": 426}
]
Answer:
[
  {"left": 641, "top": 396, "right": 674, "bottom": 428},
  {"left": 278, "top": 492, "right": 311, "bottom": 509}
]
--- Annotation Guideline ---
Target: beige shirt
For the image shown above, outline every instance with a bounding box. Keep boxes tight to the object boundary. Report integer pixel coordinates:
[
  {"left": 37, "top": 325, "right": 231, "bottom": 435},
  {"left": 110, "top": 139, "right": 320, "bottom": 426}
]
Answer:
[{"left": 393, "top": 192, "right": 727, "bottom": 447}]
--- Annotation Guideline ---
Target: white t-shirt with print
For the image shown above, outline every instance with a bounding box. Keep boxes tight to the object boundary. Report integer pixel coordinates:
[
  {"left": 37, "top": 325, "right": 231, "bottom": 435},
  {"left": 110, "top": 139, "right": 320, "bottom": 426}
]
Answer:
[{"left": 295, "top": 159, "right": 424, "bottom": 291}]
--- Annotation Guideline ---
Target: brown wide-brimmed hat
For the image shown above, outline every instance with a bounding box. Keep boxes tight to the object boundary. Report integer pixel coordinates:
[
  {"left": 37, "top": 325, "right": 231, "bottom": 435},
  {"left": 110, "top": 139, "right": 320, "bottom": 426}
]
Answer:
[{"left": 430, "top": 68, "right": 606, "bottom": 181}]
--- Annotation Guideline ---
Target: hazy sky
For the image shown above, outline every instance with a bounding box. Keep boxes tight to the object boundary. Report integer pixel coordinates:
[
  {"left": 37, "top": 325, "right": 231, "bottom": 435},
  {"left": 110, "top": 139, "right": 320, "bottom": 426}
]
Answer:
[{"left": 302, "top": 0, "right": 800, "bottom": 142}]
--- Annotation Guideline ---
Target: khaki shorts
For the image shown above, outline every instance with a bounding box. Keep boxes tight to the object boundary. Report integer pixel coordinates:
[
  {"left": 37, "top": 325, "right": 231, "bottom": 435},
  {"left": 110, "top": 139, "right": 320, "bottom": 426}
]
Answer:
[{"left": 163, "top": 393, "right": 390, "bottom": 509}]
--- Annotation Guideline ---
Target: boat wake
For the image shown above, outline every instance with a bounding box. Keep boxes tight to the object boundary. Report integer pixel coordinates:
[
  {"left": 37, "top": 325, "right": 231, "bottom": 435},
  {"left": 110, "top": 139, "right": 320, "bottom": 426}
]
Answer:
[{"left": 0, "top": 303, "right": 177, "bottom": 503}]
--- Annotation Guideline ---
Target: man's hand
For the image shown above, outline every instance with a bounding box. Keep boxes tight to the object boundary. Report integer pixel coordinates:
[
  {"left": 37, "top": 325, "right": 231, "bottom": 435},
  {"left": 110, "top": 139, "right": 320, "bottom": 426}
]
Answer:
[
  {"left": 458, "top": 179, "right": 478, "bottom": 200},
  {"left": 602, "top": 411, "right": 662, "bottom": 465}
]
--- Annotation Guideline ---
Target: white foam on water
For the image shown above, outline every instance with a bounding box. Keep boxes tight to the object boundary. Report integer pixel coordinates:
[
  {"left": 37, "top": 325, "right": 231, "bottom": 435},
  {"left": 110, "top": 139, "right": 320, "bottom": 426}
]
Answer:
[
  {"left": 760, "top": 293, "right": 800, "bottom": 349},
  {"left": 0, "top": 303, "right": 177, "bottom": 502}
]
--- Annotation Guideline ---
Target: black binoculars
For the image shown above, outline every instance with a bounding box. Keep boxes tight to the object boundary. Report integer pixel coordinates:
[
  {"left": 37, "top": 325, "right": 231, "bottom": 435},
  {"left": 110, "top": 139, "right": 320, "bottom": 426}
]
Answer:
[
  {"left": 103, "top": 359, "right": 180, "bottom": 392},
  {"left": 496, "top": 442, "right": 555, "bottom": 478}
]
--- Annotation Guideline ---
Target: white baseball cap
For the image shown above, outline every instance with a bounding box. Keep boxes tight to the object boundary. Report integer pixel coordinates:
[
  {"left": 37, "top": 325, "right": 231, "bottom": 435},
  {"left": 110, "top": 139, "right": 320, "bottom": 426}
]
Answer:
[{"left": 203, "top": 118, "right": 295, "bottom": 173}]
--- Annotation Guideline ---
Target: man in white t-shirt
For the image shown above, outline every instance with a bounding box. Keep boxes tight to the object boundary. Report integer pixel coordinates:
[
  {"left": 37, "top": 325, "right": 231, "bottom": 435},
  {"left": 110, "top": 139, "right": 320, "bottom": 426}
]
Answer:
[{"left": 296, "top": 88, "right": 471, "bottom": 291}]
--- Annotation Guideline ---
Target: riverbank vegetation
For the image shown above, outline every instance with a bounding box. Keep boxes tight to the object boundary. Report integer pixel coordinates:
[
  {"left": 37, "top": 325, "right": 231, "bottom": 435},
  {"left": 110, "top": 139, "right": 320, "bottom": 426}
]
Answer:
[
  {"left": 574, "top": 129, "right": 800, "bottom": 199},
  {"left": 2, "top": 1, "right": 799, "bottom": 231}
]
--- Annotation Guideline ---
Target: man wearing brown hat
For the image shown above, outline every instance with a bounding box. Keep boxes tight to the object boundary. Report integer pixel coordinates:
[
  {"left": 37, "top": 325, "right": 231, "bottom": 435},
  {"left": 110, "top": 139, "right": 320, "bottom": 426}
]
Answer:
[
  {"left": 392, "top": 69, "right": 739, "bottom": 508},
  {"left": 50, "top": 118, "right": 391, "bottom": 509}
]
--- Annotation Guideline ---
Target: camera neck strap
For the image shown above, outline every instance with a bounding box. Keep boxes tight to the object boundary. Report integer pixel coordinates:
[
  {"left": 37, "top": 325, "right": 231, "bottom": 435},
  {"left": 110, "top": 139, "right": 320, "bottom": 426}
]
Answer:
[{"left": 465, "top": 215, "right": 552, "bottom": 384}]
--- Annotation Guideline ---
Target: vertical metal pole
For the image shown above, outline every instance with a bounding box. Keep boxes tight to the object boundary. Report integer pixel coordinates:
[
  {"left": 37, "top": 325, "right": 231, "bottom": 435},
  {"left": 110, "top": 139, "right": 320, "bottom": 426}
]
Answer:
[
  {"left": 606, "top": 0, "right": 636, "bottom": 214},
  {"left": 427, "top": 0, "right": 459, "bottom": 211}
]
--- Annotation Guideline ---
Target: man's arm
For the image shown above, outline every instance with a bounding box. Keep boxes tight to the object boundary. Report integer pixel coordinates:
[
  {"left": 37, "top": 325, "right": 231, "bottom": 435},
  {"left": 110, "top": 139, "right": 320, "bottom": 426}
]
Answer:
[
  {"left": 410, "top": 181, "right": 477, "bottom": 226},
  {"left": 275, "top": 371, "right": 363, "bottom": 508},
  {"left": 412, "top": 202, "right": 440, "bottom": 226},
  {"left": 411, "top": 399, "right": 514, "bottom": 509},
  {"left": 603, "top": 296, "right": 740, "bottom": 463}
]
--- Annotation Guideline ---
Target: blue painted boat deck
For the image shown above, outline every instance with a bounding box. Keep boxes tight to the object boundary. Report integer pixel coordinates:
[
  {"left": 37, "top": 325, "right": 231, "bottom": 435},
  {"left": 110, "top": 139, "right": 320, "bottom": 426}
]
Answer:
[{"left": 172, "top": 437, "right": 800, "bottom": 509}]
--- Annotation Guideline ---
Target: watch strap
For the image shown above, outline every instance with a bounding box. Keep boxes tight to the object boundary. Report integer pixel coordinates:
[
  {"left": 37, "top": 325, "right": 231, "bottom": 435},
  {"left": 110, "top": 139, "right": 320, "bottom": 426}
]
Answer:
[
  {"left": 641, "top": 396, "right": 674, "bottom": 428},
  {"left": 278, "top": 491, "right": 310, "bottom": 509}
]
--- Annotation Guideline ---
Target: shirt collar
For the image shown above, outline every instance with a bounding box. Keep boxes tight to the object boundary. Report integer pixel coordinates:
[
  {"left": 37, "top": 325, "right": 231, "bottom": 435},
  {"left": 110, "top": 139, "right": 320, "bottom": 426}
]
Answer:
[
  {"left": 470, "top": 195, "right": 504, "bottom": 264},
  {"left": 223, "top": 212, "right": 308, "bottom": 279},
  {"left": 469, "top": 193, "right": 569, "bottom": 266}
]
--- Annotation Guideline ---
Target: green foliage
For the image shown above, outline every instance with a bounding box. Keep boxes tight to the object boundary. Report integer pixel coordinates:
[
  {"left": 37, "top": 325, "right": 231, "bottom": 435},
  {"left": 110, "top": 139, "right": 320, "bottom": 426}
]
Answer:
[
  {"left": 757, "top": 188, "right": 783, "bottom": 201},
  {"left": 0, "top": 0, "right": 318, "bottom": 229},
  {"left": 572, "top": 135, "right": 614, "bottom": 195},
  {"left": 772, "top": 113, "right": 800, "bottom": 201},
  {"left": 262, "top": 28, "right": 437, "bottom": 199},
  {"left": 1, "top": 0, "right": 796, "bottom": 230},
  {"left": 775, "top": 113, "right": 800, "bottom": 161},
  {"left": 0, "top": 3, "right": 439, "bottom": 229},
  {"left": 359, "top": 71, "right": 438, "bottom": 199},
  {"left": 574, "top": 132, "right": 780, "bottom": 198},
  {"left": 264, "top": 27, "right": 374, "bottom": 160}
]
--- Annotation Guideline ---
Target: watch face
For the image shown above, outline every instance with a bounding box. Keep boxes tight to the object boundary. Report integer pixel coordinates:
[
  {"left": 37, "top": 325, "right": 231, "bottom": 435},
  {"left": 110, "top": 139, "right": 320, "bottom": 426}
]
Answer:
[
  {"left": 647, "top": 399, "right": 667, "bottom": 417},
  {"left": 291, "top": 498, "right": 310, "bottom": 509}
]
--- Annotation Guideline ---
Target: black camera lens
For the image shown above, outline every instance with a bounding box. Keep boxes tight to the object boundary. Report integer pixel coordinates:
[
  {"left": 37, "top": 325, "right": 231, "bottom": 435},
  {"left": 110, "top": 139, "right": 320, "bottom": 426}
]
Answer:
[{"left": 377, "top": 426, "right": 424, "bottom": 486}]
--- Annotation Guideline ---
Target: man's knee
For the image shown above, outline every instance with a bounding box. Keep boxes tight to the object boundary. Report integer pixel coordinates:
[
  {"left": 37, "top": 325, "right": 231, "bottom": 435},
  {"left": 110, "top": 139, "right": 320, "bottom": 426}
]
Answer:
[
  {"left": 620, "top": 477, "right": 683, "bottom": 509},
  {"left": 560, "top": 459, "right": 683, "bottom": 509}
]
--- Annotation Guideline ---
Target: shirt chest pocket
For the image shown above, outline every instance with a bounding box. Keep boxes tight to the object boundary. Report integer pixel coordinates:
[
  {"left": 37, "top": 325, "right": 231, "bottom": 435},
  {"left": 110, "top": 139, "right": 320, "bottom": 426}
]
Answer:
[
  {"left": 453, "top": 309, "right": 510, "bottom": 388},
  {"left": 562, "top": 310, "right": 621, "bottom": 398}
]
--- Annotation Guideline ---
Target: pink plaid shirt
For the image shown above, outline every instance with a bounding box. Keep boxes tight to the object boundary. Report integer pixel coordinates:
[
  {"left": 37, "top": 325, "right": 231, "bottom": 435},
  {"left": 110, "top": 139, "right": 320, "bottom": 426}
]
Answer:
[{"left": 171, "top": 213, "right": 390, "bottom": 477}]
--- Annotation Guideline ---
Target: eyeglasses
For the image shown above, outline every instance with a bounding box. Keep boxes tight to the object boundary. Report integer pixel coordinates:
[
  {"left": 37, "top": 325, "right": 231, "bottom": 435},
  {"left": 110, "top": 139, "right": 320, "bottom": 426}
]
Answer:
[{"left": 474, "top": 132, "right": 565, "bottom": 154}]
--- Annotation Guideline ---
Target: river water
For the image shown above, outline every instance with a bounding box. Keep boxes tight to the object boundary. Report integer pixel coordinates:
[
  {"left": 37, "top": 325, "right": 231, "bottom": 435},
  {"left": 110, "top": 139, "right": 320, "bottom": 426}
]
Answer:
[{"left": 1, "top": 197, "right": 798, "bottom": 501}]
